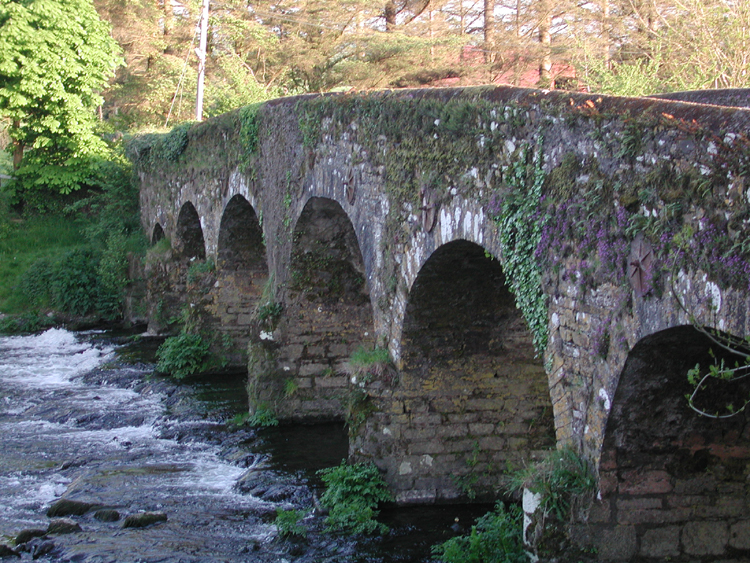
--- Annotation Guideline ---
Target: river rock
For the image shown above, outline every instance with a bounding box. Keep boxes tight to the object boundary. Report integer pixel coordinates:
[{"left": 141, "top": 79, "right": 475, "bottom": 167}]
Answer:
[
  {"left": 0, "top": 544, "right": 19, "bottom": 558},
  {"left": 47, "top": 518, "right": 82, "bottom": 535},
  {"left": 46, "top": 499, "right": 96, "bottom": 517},
  {"left": 28, "top": 539, "right": 55, "bottom": 560},
  {"left": 122, "top": 511, "right": 168, "bottom": 528},
  {"left": 14, "top": 529, "right": 46, "bottom": 546},
  {"left": 93, "top": 509, "right": 121, "bottom": 522}
]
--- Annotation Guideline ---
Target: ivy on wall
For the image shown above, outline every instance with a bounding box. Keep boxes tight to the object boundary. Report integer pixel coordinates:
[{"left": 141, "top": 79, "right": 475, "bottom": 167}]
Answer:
[
  {"left": 295, "top": 89, "right": 750, "bottom": 362},
  {"left": 490, "top": 141, "right": 549, "bottom": 354}
]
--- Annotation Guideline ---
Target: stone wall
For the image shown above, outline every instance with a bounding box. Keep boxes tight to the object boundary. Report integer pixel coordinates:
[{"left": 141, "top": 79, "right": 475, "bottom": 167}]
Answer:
[{"left": 133, "top": 87, "right": 750, "bottom": 539}]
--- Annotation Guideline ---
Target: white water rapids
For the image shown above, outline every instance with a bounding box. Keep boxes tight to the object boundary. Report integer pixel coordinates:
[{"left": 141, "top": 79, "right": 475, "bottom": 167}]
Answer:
[{"left": 0, "top": 329, "right": 282, "bottom": 562}]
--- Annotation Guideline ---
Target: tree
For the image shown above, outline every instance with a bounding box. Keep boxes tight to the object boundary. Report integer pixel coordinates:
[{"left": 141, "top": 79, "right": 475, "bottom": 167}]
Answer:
[{"left": 0, "top": 0, "right": 122, "bottom": 196}]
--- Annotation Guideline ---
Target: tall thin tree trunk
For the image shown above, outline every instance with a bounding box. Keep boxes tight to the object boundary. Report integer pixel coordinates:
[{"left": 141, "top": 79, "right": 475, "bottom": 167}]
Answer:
[
  {"left": 484, "top": 0, "right": 495, "bottom": 64},
  {"left": 601, "top": 0, "right": 610, "bottom": 69},
  {"left": 538, "top": 0, "right": 552, "bottom": 87}
]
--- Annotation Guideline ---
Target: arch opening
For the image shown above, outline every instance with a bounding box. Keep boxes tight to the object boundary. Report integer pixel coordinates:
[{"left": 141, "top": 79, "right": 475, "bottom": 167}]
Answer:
[
  {"left": 397, "top": 240, "right": 555, "bottom": 499},
  {"left": 151, "top": 223, "right": 165, "bottom": 245},
  {"left": 594, "top": 325, "right": 750, "bottom": 560},
  {"left": 276, "top": 197, "right": 374, "bottom": 421},
  {"left": 175, "top": 202, "right": 206, "bottom": 261},
  {"left": 217, "top": 195, "right": 266, "bottom": 271}
]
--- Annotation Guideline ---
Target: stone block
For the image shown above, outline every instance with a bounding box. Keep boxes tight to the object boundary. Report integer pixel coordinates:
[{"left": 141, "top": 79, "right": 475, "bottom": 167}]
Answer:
[
  {"left": 681, "top": 521, "right": 728, "bottom": 556},
  {"left": 409, "top": 441, "right": 445, "bottom": 455},
  {"left": 639, "top": 526, "right": 680, "bottom": 558},
  {"left": 729, "top": 520, "right": 750, "bottom": 549},
  {"left": 594, "top": 525, "right": 637, "bottom": 561},
  {"left": 619, "top": 470, "right": 673, "bottom": 495},
  {"left": 588, "top": 499, "right": 612, "bottom": 524},
  {"left": 616, "top": 497, "right": 663, "bottom": 511},
  {"left": 617, "top": 507, "right": 691, "bottom": 525},
  {"left": 468, "top": 422, "right": 495, "bottom": 435},
  {"left": 299, "top": 363, "right": 328, "bottom": 377},
  {"left": 599, "top": 472, "right": 618, "bottom": 495},
  {"left": 674, "top": 475, "right": 717, "bottom": 494},
  {"left": 315, "top": 375, "right": 347, "bottom": 388}
]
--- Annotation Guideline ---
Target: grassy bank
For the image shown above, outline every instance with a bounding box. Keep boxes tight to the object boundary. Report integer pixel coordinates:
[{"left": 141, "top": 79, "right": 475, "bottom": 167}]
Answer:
[{"left": 0, "top": 159, "right": 146, "bottom": 333}]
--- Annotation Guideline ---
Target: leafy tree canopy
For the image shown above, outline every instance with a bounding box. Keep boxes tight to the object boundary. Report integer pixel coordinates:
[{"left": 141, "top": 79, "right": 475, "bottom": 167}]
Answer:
[{"left": 0, "top": 0, "right": 122, "bottom": 195}]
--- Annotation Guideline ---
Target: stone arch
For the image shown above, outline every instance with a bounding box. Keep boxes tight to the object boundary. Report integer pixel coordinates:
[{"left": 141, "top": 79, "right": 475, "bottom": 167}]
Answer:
[
  {"left": 217, "top": 194, "right": 265, "bottom": 271},
  {"left": 592, "top": 325, "right": 750, "bottom": 561},
  {"left": 151, "top": 223, "right": 165, "bottom": 245},
  {"left": 274, "top": 196, "right": 375, "bottom": 420},
  {"left": 175, "top": 202, "right": 206, "bottom": 260},
  {"left": 362, "top": 239, "right": 555, "bottom": 502}
]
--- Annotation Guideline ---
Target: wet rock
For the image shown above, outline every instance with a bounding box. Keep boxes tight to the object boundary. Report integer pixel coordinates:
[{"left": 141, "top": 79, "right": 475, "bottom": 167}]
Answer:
[
  {"left": 93, "top": 509, "right": 121, "bottom": 522},
  {"left": 29, "top": 539, "right": 55, "bottom": 560},
  {"left": 0, "top": 544, "right": 19, "bottom": 558},
  {"left": 122, "top": 511, "right": 168, "bottom": 528},
  {"left": 260, "top": 485, "right": 297, "bottom": 502},
  {"left": 47, "top": 518, "right": 82, "bottom": 535},
  {"left": 47, "top": 498, "right": 96, "bottom": 517},
  {"left": 14, "top": 529, "right": 46, "bottom": 546}
]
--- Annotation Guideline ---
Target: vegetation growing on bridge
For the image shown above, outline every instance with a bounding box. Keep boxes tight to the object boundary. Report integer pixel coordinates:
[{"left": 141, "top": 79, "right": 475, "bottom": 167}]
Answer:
[{"left": 296, "top": 90, "right": 750, "bottom": 361}]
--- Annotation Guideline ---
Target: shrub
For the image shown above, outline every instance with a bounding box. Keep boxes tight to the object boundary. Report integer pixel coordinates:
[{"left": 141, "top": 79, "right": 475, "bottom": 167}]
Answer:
[
  {"left": 155, "top": 333, "right": 210, "bottom": 379},
  {"left": 432, "top": 503, "right": 526, "bottom": 563},
  {"left": 346, "top": 346, "right": 397, "bottom": 387},
  {"left": 317, "top": 461, "right": 392, "bottom": 535},
  {"left": 247, "top": 402, "right": 279, "bottom": 427},
  {"left": 275, "top": 508, "right": 307, "bottom": 538},
  {"left": 507, "top": 447, "right": 596, "bottom": 522}
]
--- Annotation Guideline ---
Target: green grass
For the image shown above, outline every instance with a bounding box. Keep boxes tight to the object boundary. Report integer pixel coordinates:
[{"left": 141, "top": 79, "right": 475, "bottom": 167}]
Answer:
[{"left": 0, "top": 210, "right": 89, "bottom": 313}]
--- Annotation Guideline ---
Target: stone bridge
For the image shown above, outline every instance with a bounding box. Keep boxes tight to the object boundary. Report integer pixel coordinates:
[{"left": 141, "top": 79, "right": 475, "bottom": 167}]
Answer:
[{"left": 131, "top": 86, "right": 750, "bottom": 560}]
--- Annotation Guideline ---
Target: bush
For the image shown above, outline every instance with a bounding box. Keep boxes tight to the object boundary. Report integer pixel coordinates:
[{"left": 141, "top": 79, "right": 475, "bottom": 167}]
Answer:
[
  {"left": 247, "top": 403, "right": 279, "bottom": 427},
  {"left": 275, "top": 508, "right": 307, "bottom": 538},
  {"left": 432, "top": 503, "right": 526, "bottom": 563},
  {"left": 155, "top": 332, "right": 210, "bottom": 379},
  {"left": 317, "top": 461, "right": 392, "bottom": 535}
]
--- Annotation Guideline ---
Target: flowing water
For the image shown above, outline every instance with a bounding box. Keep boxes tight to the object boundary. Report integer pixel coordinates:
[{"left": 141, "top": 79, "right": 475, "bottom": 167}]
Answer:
[{"left": 0, "top": 329, "right": 489, "bottom": 562}]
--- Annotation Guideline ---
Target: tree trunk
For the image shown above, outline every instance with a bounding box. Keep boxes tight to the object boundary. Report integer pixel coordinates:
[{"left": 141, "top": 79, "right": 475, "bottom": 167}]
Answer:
[
  {"left": 484, "top": 0, "right": 495, "bottom": 64},
  {"left": 601, "top": 0, "right": 610, "bottom": 69},
  {"left": 538, "top": 0, "right": 552, "bottom": 87}
]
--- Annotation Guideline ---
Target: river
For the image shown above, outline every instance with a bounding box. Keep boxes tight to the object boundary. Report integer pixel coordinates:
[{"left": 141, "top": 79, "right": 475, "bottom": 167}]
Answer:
[{"left": 0, "top": 329, "right": 488, "bottom": 562}]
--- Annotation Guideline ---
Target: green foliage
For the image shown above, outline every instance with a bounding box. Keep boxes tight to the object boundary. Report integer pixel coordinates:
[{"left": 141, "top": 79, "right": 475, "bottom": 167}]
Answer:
[
  {"left": 239, "top": 103, "right": 263, "bottom": 154},
  {"left": 96, "top": 233, "right": 129, "bottom": 320},
  {"left": 257, "top": 301, "right": 283, "bottom": 322},
  {"left": 0, "top": 311, "right": 55, "bottom": 335},
  {"left": 0, "top": 0, "right": 122, "bottom": 195},
  {"left": 492, "top": 142, "right": 549, "bottom": 354},
  {"left": 317, "top": 461, "right": 392, "bottom": 535},
  {"left": 155, "top": 332, "right": 210, "bottom": 379},
  {"left": 187, "top": 258, "right": 215, "bottom": 285},
  {"left": 507, "top": 447, "right": 596, "bottom": 522},
  {"left": 18, "top": 247, "right": 104, "bottom": 316},
  {"left": 248, "top": 402, "right": 279, "bottom": 427},
  {"left": 431, "top": 503, "right": 526, "bottom": 563},
  {"left": 274, "top": 508, "right": 307, "bottom": 538},
  {"left": 347, "top": 346, "right": 395, "bottom": 386}
]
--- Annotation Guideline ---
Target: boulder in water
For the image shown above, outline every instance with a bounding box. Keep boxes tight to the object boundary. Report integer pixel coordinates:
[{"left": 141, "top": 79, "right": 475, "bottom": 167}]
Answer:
[
  {"left": 13, "top": 529, "right": 46, "bottom": 546},
  {"left": 93, "top": 509, "right": 121, "bottom": 522},
  {"left": 122, "top": 511, "right": 168, "bottom": 528},
  {"left": 0, "top": 543, "right": 19, "bottom": 558},
  {"left": 47, "top": 518, "right": 82, "bottom": 535},
  {"left": 46, "top": 499, "right": 96, "bottom": 517}
]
